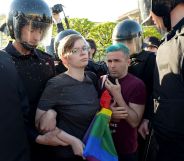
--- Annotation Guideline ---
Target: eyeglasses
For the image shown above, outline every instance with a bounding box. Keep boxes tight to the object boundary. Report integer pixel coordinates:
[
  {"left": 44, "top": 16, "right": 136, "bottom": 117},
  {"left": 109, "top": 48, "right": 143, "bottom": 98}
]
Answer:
[{"left": 70, "top": 46, "right": 89, "bottom": 55}]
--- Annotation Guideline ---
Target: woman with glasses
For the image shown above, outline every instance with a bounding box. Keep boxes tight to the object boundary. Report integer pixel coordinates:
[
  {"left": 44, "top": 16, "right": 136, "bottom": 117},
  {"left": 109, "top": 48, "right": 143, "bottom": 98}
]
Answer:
[{"left": 35, "top": 34, "right": 100, "bottom": 161}]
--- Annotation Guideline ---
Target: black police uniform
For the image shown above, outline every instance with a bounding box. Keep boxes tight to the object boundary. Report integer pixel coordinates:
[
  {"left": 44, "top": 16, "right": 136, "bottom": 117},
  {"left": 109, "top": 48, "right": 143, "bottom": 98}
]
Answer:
[
  {"left": 128, "top": 50, "right": 156, "bottom": 161},
  {"left": 4, "top": 42, "right": 55, "bottom": 161},
  {"left": 129, "top": 50, "right": 156, "bottom": 119},
  {"left": 0, "top": 50, "right": 30, "bottom": 161},
  {"left": 153, "top": 18, "right": 184, "bottom": 161},
  {"left": 45, "top": 23, "right": 64, "bottom": 57},
  {"left": 85, "top": 59, "right": 108, "bottom": 79}
]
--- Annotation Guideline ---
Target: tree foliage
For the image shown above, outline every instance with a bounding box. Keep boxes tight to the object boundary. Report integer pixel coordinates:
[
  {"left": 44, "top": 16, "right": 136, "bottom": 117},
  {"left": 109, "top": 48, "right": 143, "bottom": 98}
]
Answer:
[
  {"left": 87, "top": 22, "right": 116, "bottom": 61},
  {"left": 142, "top": 26, "right": 162, "bottom": 39},
  {"left": 52, "top": 18, "right": 162, "bottom": 61},
  {"left": 67, "top": 18, "right": 95, "bottom": 37},
  {"left": 52, "top": 18, "right": 116, "bottom": 61}
]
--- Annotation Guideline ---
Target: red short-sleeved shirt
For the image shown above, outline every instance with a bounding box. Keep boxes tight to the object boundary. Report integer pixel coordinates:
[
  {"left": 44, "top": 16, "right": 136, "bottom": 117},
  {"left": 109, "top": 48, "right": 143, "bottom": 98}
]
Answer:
[{"left": 109, "top": 73, "right": 146, "bottom": 156}]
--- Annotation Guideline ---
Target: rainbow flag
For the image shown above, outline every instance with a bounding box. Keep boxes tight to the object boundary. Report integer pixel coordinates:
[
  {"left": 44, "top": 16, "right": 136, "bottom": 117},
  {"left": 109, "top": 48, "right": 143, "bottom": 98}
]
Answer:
[{"left": 83, "top": 90, "right": 118, "bottom": 161}]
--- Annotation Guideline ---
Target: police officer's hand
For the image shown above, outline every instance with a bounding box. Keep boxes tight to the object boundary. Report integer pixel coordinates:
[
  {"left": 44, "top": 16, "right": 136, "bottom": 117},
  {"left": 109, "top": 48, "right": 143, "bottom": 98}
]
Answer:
[
  {"left": 52, "top": 13, "right": 61, "bottom": 24},
  {"left": 38, "top": 109, "right": 57, "bottom": 133},
  {"left": 138, "top": 119, "right": 149, "bottom": 139},
  {"left": 36, "top": 128, "right": 69, "bottom": 146}
]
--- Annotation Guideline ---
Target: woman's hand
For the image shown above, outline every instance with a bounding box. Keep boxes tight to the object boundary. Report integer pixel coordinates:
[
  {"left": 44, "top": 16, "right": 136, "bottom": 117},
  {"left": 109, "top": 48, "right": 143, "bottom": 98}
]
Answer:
[
  {"left": 38, "top": 109, "right": 57, "bottom": 133},
  {"left": 36, "top": 128, "right": 69, "bottom": 146},
  {"left": 70, "top": 137, "right": 85, "bottom": 157},
  {"left": 56, "top": 130, "right": 85, "bottom": 158}
]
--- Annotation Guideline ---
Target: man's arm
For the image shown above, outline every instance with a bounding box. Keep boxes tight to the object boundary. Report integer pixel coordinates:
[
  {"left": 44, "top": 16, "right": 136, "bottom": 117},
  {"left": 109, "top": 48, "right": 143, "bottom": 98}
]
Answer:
[
  {"left": 105, "top": 78, "right": 145, "bottom": 127},
  {"left": 127, "top": 102, "right": 145, "bottom": 127},
  {"left": 111, "top": 92, "right": 145, "bottom": 127},
  {"left": 53, "top": 13, "right": 64, "bottom": 32}
]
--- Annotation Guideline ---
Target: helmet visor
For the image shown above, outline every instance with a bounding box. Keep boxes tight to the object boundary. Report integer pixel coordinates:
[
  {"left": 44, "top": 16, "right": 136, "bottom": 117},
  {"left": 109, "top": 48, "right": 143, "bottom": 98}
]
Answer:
[
  {"left": 139, "top": 0, "right": 152, "bottom": 22},
  {"left": 13, "top": 15, "right": 52, "bottom": 47},
  {"left": 139, "top": 0, "right": 156, "bottom": 25},
  {"left": 122, "top": 36, "right": 142, "bottom": 54}
]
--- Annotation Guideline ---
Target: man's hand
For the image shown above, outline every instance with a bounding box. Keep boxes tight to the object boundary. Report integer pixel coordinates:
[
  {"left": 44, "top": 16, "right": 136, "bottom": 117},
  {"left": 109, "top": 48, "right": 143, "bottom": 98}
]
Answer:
[
  {"left": 38, "top": 109, "right": 57, "bottom": 133},
  {"left": 138, "top": 119, "right": 150, "bottom": 139},
  {"left": 105, "top": 78, "right": 121, "bottom": 97},
  {"left": 36, "top": 128, "right": 68, "bottom": 146},
  {"left": 111, "top": 106, "right": 128, "bottom": 120}
]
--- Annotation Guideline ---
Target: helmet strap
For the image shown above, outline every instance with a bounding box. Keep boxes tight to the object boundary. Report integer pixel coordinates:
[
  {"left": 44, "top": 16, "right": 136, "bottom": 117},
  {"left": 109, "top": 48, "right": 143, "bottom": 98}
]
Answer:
[
  {"left": 163, "top": 15, "right": 171, "bottom": 31},
  {"left": 21, "top": 42, "right": 36, "bottom": 51}
]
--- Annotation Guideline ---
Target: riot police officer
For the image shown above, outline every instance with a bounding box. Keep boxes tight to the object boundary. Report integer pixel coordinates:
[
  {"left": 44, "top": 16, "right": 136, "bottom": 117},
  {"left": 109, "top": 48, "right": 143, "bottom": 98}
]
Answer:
[
  {"left": 0, "top": 50, "right": 30, "bottom": 161},
  {"left": 140, "top": 0, "right": 184, "bottom": 161},
  {"left": 143, "top": 36, "right": 160, "bottom": 53},
  {"left": 45, "top": 3, "right": 69, "bottom": 56},
  {"left": 4, "top": 0, "right": 64, "bottom": 160},
  {"left": 112, "top": 19, "right": 156, "bottom": 161}
]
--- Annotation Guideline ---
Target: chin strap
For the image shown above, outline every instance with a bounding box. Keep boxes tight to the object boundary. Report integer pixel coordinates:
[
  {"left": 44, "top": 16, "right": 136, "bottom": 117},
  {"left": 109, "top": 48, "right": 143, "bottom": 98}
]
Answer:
[
  {"left": 21, "top": 42, "right": 37, "bottom": 51},
  {"left": 163, "top": 15, "right": 171, "bottom": 31}
]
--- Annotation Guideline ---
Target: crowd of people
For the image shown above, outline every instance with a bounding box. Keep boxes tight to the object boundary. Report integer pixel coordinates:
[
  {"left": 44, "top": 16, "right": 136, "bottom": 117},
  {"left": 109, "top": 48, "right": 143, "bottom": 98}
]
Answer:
[{"left": 1, "top": 0, "right": 184, "bottom": 161}]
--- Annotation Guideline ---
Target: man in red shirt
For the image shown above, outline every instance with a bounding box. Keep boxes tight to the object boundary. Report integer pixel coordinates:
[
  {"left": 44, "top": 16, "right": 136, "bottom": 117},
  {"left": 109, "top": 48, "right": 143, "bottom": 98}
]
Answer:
[{"left": 104, "top": 43, "right": 146, "bottom": 161}]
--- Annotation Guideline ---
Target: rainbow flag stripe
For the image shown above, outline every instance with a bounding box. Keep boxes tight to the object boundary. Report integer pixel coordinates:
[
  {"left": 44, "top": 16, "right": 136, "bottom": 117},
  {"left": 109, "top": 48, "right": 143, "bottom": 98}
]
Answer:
[{"left": 83, "top": 108, "right": 118, "bottom": 161}]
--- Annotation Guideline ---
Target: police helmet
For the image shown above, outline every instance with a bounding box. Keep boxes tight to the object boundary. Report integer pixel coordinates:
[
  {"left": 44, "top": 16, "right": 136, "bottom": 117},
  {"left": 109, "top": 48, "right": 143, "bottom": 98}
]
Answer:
[
  {"left": 7, "top": 0, "right": 52, "bottom": 50},
  {"left": 144, "top": 36, "right": 160, "bottom": 49},
  {"left": 152, "top": 0, "right": 184, "bottom": 17},
  {"left": 112, "top": 19, "right": 143, "bottom": 54},
  {"left": 112, "top": 19, "right": 142, "bottom": 41},
  {"left": 54, "top": 29, "right": 81, "bottom": 55},
  {"left": 138, "top": 0, "right": 153, "bottom": 25},
  {"left": 139, "top": 0, "right": 184, "bottom": 31}
]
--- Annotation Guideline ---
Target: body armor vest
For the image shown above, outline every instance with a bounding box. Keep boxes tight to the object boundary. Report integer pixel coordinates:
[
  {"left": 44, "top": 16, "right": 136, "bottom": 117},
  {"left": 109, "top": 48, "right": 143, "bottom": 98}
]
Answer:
[{"left": 153, "top": 26, "right": 184, "bottom": 138}]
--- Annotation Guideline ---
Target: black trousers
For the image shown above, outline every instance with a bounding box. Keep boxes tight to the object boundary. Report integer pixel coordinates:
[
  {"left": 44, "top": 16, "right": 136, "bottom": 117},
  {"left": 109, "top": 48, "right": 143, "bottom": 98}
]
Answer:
[
  {"left": 118, "top": 152, "right": 138, "bottom": 161},
  {"left": 138, "top": 130, "right": 158, "bottom": 161},
  {"left": 30, "top": 144, "right": 53, "bottom": 161},
  {"left": 30, "top": 143, "right": 84, "bottom": 161},
  {"left": 155, "top": 134, "right": 184, "bottom": 161}
]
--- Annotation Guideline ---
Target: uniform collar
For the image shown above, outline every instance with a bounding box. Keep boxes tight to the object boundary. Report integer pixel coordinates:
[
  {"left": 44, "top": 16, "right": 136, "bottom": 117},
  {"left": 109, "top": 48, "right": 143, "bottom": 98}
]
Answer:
[
  {"left": 164, "top": 17, "right": 184, "bottom": 41},
  {"left": 173, "top": 17, "right": 184, "bottom": 32},
  {"left": 5, "top": 41, "right": 39, "bottom": 59}
]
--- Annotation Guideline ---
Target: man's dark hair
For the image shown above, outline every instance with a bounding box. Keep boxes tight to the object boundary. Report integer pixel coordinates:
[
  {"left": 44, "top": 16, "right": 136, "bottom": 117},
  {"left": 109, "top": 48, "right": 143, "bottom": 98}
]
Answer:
[{"left": 86, "top": 39, "right": 97, "bottom": 57}]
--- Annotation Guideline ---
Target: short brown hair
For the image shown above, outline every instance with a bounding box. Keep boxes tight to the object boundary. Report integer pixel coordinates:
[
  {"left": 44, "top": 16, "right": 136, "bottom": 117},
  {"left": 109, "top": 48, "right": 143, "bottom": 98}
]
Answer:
[{"left": 58, "top": 34, "right": 87, "bottom": 59}]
